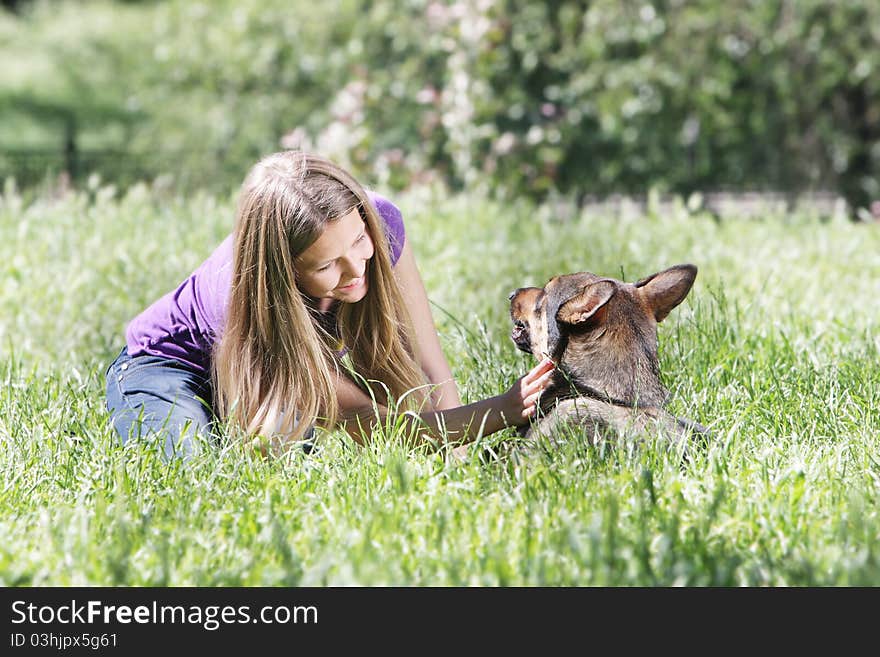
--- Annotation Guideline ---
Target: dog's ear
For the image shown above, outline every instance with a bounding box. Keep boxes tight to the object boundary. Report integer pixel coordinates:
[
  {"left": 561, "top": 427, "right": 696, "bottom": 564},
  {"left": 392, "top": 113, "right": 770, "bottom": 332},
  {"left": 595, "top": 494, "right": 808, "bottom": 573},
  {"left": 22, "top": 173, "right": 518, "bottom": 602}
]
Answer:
[
  {"left": 635, "top": 264, "right": 697, "bottom": 322},
  {"left": 557, "top": 280, "right": 616, "bottom": 326}
]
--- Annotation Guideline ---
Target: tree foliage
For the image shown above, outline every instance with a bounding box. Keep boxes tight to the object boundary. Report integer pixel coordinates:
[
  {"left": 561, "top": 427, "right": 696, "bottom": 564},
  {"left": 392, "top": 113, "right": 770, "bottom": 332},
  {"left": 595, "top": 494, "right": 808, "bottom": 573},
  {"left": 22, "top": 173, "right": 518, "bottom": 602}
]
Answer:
[{"left": 1, "top": 0, "right": 877, "bottom": 212}]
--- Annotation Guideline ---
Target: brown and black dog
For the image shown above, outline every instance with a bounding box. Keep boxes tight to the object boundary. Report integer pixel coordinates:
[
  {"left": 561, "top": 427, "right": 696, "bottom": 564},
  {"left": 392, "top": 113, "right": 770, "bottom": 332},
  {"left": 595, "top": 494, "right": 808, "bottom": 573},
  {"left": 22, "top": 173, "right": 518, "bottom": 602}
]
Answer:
[{"left": 509, "top": 263, "right": 709, "bottom": 446}]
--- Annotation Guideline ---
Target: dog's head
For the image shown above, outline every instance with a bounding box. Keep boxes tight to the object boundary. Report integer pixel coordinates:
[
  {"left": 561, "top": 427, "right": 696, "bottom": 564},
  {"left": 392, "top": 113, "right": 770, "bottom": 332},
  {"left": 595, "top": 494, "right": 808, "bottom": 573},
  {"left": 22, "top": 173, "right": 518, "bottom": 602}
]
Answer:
[{"left": 509, "top": 264, "right": 697, "bottom": 406}]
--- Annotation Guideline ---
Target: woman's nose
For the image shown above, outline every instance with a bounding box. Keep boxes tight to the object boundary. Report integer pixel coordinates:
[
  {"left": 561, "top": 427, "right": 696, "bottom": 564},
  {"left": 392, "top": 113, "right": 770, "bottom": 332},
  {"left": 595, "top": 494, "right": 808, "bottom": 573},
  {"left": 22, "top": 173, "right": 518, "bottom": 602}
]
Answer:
[{"left": 341, "top": 256, "right": 365, "bottom": 278}]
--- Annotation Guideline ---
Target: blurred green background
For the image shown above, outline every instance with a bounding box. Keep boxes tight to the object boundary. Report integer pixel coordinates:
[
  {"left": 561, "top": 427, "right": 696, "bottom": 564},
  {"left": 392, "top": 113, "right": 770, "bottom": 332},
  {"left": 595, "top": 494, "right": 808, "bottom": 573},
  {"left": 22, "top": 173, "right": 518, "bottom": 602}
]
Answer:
[{"left": 1, "top": 0, "right": 878, "bottom": 215}]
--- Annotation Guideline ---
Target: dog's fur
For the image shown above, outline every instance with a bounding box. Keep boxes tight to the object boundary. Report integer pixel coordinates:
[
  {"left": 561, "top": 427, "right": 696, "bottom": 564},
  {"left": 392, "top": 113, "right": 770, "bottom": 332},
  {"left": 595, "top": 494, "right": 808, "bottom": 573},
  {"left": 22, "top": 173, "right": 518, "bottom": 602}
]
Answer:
[{"left": 509, "top": 264, "right": 708, "bottom": 446}]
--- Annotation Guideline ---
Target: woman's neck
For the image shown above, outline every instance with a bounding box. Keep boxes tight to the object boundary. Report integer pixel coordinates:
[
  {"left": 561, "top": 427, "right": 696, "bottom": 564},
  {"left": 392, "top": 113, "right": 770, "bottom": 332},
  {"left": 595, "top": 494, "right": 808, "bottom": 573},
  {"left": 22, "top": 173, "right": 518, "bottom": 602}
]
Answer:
[
  {"left": 302, "top": 292, "right": 337, "bottom": 314},
  {"left": 310, "top": 298, "right": 340, "bottom": 339}
]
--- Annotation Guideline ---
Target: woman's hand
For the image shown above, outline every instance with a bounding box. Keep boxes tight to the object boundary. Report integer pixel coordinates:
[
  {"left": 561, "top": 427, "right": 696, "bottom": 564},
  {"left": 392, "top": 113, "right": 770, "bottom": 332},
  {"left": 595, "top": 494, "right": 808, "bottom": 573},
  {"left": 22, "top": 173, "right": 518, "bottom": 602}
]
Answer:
[{"left": 499, "top": 357, "right": 556, "bottom": 425}]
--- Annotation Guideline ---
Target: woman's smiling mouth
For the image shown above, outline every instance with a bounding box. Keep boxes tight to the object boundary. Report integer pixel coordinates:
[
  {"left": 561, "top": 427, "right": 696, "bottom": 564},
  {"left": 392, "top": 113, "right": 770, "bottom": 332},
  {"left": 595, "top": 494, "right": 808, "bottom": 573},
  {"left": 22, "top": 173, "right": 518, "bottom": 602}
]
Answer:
[{"left": 337, "top": 277, "right": 364, "bottom": 291}]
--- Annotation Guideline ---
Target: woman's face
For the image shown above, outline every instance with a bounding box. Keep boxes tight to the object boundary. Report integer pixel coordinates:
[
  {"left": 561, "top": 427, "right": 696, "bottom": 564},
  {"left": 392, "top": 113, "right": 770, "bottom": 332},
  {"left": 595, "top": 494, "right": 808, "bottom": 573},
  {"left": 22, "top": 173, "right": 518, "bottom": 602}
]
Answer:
[{"left": 295, "top": 207, "right": 375, "bottom": 312}]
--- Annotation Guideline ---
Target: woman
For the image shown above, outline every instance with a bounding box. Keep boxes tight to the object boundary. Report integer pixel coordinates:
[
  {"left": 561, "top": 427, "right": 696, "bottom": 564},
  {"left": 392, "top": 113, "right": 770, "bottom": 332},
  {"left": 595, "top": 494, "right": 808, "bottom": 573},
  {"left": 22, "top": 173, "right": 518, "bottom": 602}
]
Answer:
[{"left": 106, "top": 150, "right": 553, "bottom": 459}]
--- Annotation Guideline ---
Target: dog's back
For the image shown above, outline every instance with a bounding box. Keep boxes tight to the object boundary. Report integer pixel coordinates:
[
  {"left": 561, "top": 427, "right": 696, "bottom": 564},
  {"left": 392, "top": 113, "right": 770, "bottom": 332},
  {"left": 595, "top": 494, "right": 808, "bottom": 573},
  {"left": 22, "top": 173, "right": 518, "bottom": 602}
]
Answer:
[{"left": 525, "top": 397, "right": 708, "bottom": 448}]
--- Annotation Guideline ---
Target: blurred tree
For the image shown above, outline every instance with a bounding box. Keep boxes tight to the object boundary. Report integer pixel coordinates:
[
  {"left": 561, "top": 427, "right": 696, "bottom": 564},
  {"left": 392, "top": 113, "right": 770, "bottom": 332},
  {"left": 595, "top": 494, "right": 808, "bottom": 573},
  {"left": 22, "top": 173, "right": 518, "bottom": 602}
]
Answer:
[
  {"left": 0, "top": 0, "right": 876, "bottom": 216},
  {"left": 1, "top": 0, "right": 27, "bottom": 13}
]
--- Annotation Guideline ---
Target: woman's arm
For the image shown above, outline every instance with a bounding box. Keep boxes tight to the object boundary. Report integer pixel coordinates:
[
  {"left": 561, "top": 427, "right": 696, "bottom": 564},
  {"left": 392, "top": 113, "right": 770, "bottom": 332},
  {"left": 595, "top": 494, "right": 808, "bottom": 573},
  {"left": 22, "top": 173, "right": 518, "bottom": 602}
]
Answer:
[
  {"left": 333, "top": 358, "right": 555, "bottom": 446},
  {"left": 393, "top": 239, "right": 463, "bottom": 411}
]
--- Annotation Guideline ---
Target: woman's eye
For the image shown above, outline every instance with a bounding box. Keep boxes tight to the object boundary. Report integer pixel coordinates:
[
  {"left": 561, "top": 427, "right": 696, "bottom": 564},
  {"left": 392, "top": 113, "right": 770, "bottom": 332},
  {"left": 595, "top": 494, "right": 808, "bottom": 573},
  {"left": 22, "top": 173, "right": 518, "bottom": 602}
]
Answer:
[
  {"left": 316, "top": 263, "right": 332, "bottom": 273},
  {"left": 356, "top": 234, "right": 366, "bottom": 243}
]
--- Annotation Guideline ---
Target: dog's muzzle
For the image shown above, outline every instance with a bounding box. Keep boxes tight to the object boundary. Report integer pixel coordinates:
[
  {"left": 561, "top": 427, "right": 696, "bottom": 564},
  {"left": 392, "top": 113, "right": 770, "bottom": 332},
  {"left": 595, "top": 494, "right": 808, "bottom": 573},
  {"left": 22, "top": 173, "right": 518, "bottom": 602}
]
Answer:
[{"left": 510, "top": 320, "right": 533, "bottom": 354}]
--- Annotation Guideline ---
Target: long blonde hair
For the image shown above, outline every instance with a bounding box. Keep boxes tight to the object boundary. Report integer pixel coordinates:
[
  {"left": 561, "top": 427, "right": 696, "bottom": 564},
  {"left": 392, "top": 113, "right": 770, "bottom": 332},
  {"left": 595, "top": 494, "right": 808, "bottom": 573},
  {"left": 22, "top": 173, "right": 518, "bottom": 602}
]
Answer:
[{"left": 213, "top": 151, "right": 426, "bottom": 443}]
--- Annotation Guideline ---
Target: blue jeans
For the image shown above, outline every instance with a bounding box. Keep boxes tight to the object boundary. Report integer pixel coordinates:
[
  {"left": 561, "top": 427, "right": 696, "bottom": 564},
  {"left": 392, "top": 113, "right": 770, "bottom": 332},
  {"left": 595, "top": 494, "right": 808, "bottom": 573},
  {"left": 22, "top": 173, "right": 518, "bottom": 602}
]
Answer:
[
  {"left": 105, "top": 347, "right": 216, "bottom": 461},
  {"left": 105, "top": 347, "right": 316, "bottom": 460}
]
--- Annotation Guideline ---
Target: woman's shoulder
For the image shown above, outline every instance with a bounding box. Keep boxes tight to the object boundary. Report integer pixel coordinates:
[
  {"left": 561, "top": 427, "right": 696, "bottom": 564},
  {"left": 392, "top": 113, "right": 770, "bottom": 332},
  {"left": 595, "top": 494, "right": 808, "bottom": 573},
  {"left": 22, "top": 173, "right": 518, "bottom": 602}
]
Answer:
[
  {"left": 366, "top": 190, "right": 403, "bottom": 224},
  {"left": 366, "top": 190, "right": 406, "bottom": 264}
]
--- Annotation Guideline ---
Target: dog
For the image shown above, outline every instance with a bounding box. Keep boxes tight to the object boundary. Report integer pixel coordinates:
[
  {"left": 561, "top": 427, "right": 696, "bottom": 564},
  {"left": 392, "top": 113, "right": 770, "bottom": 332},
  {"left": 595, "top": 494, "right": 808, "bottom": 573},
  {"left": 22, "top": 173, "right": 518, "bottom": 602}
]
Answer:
[{"left": 509, "top": 263, "right": 709, "bottom": 447}]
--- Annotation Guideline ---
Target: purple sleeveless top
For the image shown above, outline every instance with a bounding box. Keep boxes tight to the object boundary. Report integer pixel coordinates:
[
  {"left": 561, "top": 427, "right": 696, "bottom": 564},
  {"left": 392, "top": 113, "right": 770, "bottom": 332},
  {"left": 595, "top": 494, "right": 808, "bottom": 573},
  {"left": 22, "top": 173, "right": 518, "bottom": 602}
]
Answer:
[{"left": 125, "top": 191, "right": 406, "bottom": 376}]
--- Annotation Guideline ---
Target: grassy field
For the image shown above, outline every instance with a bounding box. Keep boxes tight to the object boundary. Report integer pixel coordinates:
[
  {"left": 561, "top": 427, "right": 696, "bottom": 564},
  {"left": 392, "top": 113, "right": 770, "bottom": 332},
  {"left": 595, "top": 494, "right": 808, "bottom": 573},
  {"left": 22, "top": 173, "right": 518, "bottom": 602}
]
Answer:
[{"left": 1, "top": 178, "right": 878, "bottom": 586}]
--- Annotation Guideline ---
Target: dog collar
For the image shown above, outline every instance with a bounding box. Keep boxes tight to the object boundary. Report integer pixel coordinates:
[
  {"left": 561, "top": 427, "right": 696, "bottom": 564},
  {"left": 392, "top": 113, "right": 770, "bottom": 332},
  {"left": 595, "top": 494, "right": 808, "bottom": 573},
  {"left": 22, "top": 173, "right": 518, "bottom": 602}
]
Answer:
[{"left": 550, "top": 366, "right": 653, "bottom": 410}]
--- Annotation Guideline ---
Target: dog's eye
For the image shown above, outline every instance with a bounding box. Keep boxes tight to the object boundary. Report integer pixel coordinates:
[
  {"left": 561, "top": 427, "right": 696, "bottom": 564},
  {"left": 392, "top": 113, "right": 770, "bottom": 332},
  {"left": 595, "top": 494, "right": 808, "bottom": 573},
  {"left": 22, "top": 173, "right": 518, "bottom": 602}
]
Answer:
[{"left": 508, "top": 290, "right": 517, "bottom": 301}]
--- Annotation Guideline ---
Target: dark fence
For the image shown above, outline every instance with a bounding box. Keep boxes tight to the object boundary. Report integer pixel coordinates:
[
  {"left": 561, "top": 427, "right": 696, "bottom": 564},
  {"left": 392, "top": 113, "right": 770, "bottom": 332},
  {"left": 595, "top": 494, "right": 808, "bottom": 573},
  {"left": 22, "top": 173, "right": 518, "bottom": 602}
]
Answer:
[{"left": 0, "top": 147, "right": 228, "bottom": 192}]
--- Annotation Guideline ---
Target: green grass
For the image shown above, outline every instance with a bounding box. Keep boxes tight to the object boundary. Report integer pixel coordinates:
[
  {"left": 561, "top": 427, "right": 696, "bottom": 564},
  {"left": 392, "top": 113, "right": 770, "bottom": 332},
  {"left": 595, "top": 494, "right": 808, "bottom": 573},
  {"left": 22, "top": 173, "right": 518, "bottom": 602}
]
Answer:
[{"left": 1, "top": 178, "right": 878, "bottom": 585}]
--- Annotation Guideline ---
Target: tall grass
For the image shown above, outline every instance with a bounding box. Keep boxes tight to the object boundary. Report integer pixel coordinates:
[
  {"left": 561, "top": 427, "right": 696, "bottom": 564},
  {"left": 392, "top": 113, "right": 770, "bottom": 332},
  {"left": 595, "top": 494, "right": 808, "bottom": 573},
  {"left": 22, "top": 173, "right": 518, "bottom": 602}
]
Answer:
[{"left": 1, "top": 178, "right": 878, "bottom": 585}]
